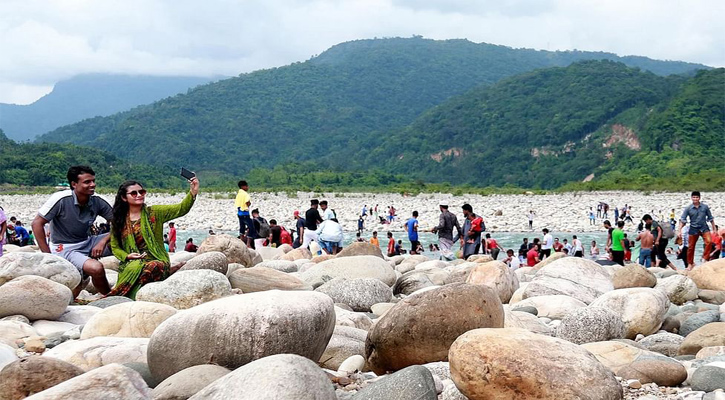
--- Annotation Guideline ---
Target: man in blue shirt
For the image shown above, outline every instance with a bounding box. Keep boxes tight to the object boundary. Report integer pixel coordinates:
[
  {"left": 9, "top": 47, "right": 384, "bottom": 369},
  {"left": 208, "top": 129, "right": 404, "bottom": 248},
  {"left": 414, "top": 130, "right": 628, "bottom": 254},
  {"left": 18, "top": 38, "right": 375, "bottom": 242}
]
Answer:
[
  {"left": 13, "top": 221, "right": 30, "bottom": 246},
  {"left": 406, "top": 211, "right": 421, "bottom": 254},
  {"left": 678, "top": 191, "right": 716, "bottom": 270}
]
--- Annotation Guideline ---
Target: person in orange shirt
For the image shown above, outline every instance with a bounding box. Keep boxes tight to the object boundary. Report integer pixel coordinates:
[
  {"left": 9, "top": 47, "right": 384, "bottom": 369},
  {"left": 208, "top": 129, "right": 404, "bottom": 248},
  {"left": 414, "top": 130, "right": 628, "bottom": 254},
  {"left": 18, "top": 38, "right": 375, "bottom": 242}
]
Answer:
[{"left": 370, "top": 231, "right": 380, "bottom": 247}]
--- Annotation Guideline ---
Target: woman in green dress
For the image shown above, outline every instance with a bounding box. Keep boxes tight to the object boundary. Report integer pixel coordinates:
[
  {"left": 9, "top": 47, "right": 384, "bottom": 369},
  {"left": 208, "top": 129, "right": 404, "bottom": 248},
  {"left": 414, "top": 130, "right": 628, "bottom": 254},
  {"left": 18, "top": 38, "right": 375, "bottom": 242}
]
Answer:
[{"left": 107, "top": 177, "right": 199, "bottom": 298}]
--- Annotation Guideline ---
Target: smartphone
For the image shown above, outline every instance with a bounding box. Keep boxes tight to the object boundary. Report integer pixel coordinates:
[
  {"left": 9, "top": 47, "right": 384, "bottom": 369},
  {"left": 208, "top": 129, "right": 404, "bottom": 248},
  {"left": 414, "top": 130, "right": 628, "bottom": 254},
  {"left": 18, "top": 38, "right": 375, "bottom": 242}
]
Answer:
[{"left": 180, "top": 167, "right": 196, "bottom": 180}]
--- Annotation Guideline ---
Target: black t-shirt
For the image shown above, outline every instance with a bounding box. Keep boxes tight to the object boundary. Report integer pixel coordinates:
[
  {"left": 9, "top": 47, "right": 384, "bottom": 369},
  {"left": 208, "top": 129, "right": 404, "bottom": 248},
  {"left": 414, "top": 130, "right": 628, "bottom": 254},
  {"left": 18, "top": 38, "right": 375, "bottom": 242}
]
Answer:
[
  {"left": 305, "top": 208, "right": 321, "bottom": 230},
  {"left": 270, "top": 225, "right": 282, "bottom": 245},
  {"left": 296, "top": 218, "right": 306, "bottom": 236}
]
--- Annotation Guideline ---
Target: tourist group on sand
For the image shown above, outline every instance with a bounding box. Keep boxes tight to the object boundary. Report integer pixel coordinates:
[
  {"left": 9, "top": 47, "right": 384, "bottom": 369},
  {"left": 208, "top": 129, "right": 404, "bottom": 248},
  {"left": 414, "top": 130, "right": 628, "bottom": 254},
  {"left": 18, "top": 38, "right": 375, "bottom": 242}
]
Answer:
[{"left": 1, "top": 165, "right": 723, "bottom": 302}]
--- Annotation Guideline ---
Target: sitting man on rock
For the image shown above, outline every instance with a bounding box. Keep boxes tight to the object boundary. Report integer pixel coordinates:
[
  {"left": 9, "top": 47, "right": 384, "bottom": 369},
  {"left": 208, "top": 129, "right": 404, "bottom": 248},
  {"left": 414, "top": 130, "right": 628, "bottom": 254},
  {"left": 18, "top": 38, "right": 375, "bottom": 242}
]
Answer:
[{"left": 32, "top": 165, "right": 113, "bottom": 298}]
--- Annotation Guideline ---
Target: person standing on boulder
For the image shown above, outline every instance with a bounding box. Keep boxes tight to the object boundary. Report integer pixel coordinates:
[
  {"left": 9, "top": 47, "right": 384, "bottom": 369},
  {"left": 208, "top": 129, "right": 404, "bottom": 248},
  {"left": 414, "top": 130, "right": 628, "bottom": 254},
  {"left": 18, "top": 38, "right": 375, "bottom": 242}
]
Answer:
[
  {"left": 611, "top": 220, "right": 626, "bottom": 266},
  {"left": 235, "top": 180, "right": 256, "bottom": 246},
  {"left": 678, "top": 191, "right": 716, "bottom": 271},
  {"left": 431, "top": 202, "right": 462, "bottom": 260},
  {"left": 31, "top": 166, "right": 113, "bottom": 298}
]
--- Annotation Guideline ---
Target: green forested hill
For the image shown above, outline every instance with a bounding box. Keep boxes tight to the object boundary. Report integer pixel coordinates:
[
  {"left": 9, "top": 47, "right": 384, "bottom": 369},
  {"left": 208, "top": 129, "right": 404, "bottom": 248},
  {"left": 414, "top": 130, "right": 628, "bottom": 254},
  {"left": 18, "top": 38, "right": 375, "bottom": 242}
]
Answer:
[
  {"left": 38, "top": 37, "right": 707, "bottom": 177},
  {"left": 369, "top": 64, "right": 724, "bottom": 190}
]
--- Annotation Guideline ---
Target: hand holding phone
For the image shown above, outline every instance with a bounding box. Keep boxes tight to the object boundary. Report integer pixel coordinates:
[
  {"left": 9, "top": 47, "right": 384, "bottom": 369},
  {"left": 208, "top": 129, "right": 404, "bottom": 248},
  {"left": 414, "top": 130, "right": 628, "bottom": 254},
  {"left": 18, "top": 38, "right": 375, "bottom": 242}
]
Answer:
[{"left": 180, "top": 167, "right": 196, "bottom": 180}]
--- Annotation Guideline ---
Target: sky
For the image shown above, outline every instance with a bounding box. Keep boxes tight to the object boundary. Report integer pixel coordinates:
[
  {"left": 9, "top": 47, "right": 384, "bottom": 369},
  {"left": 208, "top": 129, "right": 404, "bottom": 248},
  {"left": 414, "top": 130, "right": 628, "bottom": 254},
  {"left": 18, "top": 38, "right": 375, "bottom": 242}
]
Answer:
[{"left": 1, "top": 0, "right": 723, "bottom": 104}]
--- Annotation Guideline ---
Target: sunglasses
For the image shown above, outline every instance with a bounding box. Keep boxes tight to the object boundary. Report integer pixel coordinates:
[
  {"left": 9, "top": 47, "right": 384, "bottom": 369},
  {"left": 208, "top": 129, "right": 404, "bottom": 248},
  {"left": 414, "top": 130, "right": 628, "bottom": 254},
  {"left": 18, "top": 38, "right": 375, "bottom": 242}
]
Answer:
[{"left": 127, "top": 189, "right": 147, "bottom": 197}]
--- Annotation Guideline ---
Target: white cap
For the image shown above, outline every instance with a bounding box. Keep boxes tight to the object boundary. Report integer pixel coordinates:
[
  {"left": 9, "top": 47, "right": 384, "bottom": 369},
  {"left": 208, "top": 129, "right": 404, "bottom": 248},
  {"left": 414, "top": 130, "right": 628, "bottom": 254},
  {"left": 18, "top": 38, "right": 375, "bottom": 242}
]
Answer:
[{"left": 439, "top": 201, "right": 449, "bottom": 207}]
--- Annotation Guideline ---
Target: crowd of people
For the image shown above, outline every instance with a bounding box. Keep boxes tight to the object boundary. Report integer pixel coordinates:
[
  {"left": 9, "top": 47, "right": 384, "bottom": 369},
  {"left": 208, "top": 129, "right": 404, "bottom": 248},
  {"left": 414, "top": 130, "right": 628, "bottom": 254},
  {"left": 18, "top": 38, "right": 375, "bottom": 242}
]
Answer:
[{"left": 1, "top": 167, "right": 723, "bottom": 302}]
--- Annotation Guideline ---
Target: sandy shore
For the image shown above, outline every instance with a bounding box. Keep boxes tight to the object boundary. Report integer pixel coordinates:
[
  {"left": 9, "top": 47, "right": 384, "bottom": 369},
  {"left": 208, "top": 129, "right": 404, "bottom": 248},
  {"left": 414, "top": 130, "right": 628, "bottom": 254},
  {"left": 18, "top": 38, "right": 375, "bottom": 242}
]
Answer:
[{"left": 2, "top": 190, "right": 722, "bottom": 234}]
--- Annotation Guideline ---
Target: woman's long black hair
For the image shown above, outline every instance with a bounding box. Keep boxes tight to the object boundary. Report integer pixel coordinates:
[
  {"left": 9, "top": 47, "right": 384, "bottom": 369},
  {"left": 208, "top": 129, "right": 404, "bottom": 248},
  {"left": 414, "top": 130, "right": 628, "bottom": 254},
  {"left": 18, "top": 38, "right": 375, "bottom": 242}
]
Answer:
[{"left": 111, "top": 180, "right": 144, "bottom": 244}]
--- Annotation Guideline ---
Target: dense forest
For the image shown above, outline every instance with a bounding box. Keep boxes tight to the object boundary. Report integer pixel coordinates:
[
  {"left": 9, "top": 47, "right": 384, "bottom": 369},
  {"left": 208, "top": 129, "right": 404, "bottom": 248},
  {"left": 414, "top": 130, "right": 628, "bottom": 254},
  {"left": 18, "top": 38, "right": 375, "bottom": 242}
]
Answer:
[{"left": 6, "top": 38, "right": 720, "bottom": 192}]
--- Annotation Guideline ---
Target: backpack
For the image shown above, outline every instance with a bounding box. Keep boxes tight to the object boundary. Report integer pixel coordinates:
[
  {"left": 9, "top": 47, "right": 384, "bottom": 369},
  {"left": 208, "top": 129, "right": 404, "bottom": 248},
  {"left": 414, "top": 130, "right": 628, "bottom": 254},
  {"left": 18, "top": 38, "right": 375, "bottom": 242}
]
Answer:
[
  {"left": 660, "top": 221, "right": 675, "bottom": 239},
  {"left": 256, "top": 218, "right": 270, "bottom": 238}
]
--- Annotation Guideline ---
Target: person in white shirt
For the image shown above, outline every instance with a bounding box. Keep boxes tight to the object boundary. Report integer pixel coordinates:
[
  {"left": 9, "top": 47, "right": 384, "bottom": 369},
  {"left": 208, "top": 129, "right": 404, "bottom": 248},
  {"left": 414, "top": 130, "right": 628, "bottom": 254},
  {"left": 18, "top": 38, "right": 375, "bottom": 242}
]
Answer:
[
  {"left": 503, "top": 249, "right": 521, "bottom": 270},
  {"left": 315, "top": 218, "right": 343, "bottom": 255},
  {"left": 572, "top": 235, "right": 584, "bottom": 257},
  {"left": 541, "top": 228, "right": 554, "bottom": 259},
  {"left": 319, "top": 200, "right": 335, "bottom": 221}
]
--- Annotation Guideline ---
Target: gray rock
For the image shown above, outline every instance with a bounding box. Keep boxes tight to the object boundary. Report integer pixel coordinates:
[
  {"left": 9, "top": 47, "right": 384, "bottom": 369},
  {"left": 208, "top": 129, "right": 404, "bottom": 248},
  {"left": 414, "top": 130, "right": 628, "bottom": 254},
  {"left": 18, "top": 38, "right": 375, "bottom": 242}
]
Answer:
[
  {"left": 515, "top": 306, "right": 538, "bottom": 316},
  {"left": 556, "top": 306, "right": 625, "bottom": 345},
  {"left": 393, "top": 272, "right": 436, "bottom": 295},
  {"left": 655, "top": 275, "right": 699, "bottom": 305},
  {"left": 88, "top": 296, "right": 133, "bottom": 309},
  {"left": 122, "top": 362, "right": 160, "bottom": 389},
  {"left": 43, "top": 332, "right": 65, "bottom": 349},
  {"left": 255, "top": 260, "right": 298, "bottom": 273},
  {"left": 179, "top": 251, "right": 228, "bottom": 275},
  {"left": 23, "top": 363, "right": 151, "bottom": 399},
  {"left": 523, "top": 257, "right": 614, "bottom": 305},
  {"left": 690, "top": 365, "right": 725, "bottom": 392},
  {"left": 335, "top": 307, "right": 373, "bottom": 331},
  {"left": 0, "top": 315, "right": 30, "bottom": 324},
  {"left": 0, "top": 342, "right": 19, "bottom": 370},
  {"left": 316, "top": 278, "right": 392, "bottom": 312},
  {"left": 319, "top": 325, "right": 367, "bottom": 370},
  {"left": 589, "top": 287, "right": 671, "bottom": 339},
  {"left": 152, "top": 364, "right": 230, "bottom": 400},
  {"left": 681, "top": 311, "right": 722, "bottom": 337},
  {"left": 0, "top": 252, "right": 81, "bottom": 290},
  {"left": 0, "top": 276, "right": 72, "bottom": 321},
  {"left": 638, "top": 332, "right": 685, "bottom": 357},
  {"left": 441, "top": 381, "right": 469, "bottom": 400},
  {"left": 352, "top": 365, "right": 437, "bottom": 400},
  {"left": 136, "top": 270, "right": 231, "bottom": 310},
  {"left": 189, "top": 354, "right": 335, "bottom": 400},
  {"left": 147, "top": 290, "right": 335, "bottom": 382},
  {"left": 423, "top": 361, "right": 451, "bottom": 381},
  {"left": 56, "top": 305, "right": 100, "bottom": 324}
]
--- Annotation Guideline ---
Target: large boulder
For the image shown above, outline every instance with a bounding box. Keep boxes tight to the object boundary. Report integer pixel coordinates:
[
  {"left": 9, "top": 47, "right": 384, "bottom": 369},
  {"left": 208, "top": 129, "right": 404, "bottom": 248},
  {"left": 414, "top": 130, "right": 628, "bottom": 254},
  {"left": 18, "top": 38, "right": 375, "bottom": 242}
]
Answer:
[
  {"left": 365, "top": 283, "right": 504, "bottom": 374},
  {"left": 0, "top": 342, "right": 19, "bottom": 369},
  {"left": 589, "top": 288, "right": 670, "bottom": 339},
  {"left": 228, "top": 266, "right": 312, "bottom": 292},
  {"left": 88, "top": 296, "right": 133, "bottom": 309},
  {"left": 655, "top": 274, "right": 699, "bottom": 305},
  {"left": 152, "top": 364, "right": 231, "bottom": 400},
  {"left": 178, "top": 251, "right": 228, "bottom": 275},
  {"left": 556, "top": 306, "right": 626, "bottom": 345},
  {"left": 197, "top": 234, "right": 261, "bottom": 267},
  {"left": 80, "top": 301, "right": 177, "bottom": 339},
  {"left": 523, "top": 257, "right": 614, "bottom": 304},
  {"left": 300, "top": 255, "right": 396, "bottom": 289},
  {"left": 351, "top": 365, "right": 437, "bottom": 400},
  {"left": 690, "top": 364, "right": 725, "bottom": 392},
  {"left": 679, "top": 322, "right": 725, "bottom": 355},
  {"left": 465, "top": 261, "right": 519, "bottom": 304},
  {"left": 43, "top": 337, "right": 149, "bottom": 371},
  {"left": 0, "top": 252, "right": 81, "bottom": 290},
  {"left": 393, "top": 271, "right": 438, "bottom": 296},
  {"left": 319, "top": 325, "right": 367, "bottom": 371},
  {"left": 23, "top": 363, "right": 151, "bottom": 400},
  {"left": 0, "top": 276, "right": 72, "bottom": 321},
  {"left": 147, "top": 290, "right": 335, "bottom": 382},
  {"left": 188, "top": 354, "right": 335, "bottom": 400},
  {"left": 449, "top": 328, "right": 622, "bottom": 400},
  {"left": 510, "top": 294, "right": 587, "bottom": 320},
  {"left": 337, "top": 241, "right": 384, "bottom": 258},
  {"left": 136, "top": 270, "right": 231, "bottom": 310},
  {"left": 316, "top": 278, "right": 392, "bottom": 312},
  {"left": 612, "top": 263, "right": 656, "bottom": 289},
  {"left": 255, "top": 246, "right": 284, "bottom": 261},
  {"left": 689, "top": 258, "right": 725, "bottom": 291},
  {"left": 169, "top": 251, "right": 195, "bottom": 270},
  {"left": 532, "top": 251, "right": 566, "bottom": 270},
  {"left": 0, "top": 356, "right": 84, "bottom": 400},
  {"left": 335, "top": 306, "right": 373, "bottom": 331}
]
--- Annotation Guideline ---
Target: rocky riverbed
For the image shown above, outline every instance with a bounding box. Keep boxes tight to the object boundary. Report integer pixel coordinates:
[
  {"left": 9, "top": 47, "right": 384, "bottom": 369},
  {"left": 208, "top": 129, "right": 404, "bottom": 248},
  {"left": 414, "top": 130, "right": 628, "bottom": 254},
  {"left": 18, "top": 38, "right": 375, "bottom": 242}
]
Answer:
[
  {"left": 0, "top": 235, "right": 724, "bottom": 399},
  {"left": 2, "top": 191, "right": 723, "bottom": 233}
]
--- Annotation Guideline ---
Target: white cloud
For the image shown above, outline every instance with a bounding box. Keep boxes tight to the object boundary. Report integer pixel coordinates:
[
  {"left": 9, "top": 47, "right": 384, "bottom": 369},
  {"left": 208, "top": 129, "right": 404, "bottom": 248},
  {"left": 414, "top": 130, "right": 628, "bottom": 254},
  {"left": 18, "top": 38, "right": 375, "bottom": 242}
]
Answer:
[{"left": 0, "top": 0, "right": 722, "bottom": 104}]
